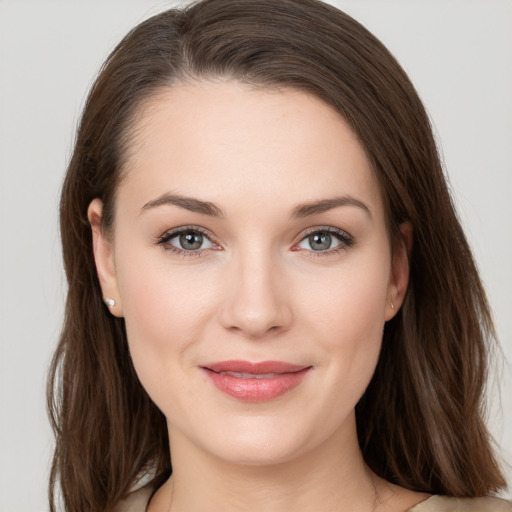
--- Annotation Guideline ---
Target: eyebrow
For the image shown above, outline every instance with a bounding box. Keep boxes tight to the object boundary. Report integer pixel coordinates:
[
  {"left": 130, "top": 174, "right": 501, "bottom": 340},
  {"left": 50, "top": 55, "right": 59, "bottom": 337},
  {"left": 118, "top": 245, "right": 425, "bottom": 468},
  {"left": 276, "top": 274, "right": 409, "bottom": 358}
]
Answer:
[
  {"left": 141, "top": 192, "right": 371, "bottom": 219},
  {"left": 290, "top": 195, "right": 372, "bottom": 219},
  {"left": 141, "top": 193, "right": 225, "bottom": 217}
]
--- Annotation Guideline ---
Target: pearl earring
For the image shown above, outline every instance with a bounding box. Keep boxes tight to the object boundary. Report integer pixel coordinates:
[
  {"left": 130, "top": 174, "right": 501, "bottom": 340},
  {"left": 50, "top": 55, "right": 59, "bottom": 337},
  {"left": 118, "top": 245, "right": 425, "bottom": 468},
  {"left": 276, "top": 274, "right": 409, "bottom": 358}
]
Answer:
[
  {"left": 391, "top": 302, "right": 395, "bottom": 310},
  {"left": 104, "top": 298, "right": 116, "bottom": 308}
]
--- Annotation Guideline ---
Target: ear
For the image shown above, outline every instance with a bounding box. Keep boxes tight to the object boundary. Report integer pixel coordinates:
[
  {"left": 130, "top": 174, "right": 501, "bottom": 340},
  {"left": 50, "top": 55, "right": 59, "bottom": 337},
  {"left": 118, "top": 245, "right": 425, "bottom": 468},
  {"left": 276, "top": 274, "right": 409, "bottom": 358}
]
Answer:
[
  {"left": 385, "top": 221, "right": 412, "bottom": 321},
  {"left": 87, "top": 198, "right": 123, "bottom": 317}
]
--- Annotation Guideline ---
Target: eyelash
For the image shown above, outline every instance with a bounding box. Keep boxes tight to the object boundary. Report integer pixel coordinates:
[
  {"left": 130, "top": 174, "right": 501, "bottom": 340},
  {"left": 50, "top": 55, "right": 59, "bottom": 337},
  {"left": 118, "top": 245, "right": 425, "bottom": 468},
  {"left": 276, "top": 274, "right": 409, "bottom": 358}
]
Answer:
[
  {"left": 156, "top": 225, "right": 355, "bottom": 258},
  {"left": 156, "top": 226, "right": 219, "bottom": 259},
  {"left": 292, "top": 226, "right": 355, "bottom": 257}
]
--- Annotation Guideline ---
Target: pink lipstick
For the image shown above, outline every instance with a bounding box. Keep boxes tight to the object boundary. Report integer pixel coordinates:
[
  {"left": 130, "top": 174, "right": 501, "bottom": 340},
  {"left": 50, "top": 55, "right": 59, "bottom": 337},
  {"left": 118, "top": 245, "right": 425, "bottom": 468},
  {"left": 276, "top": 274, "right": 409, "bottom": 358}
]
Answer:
[{"left": 201, "top": 360, "right": 311, "bottom": 402}]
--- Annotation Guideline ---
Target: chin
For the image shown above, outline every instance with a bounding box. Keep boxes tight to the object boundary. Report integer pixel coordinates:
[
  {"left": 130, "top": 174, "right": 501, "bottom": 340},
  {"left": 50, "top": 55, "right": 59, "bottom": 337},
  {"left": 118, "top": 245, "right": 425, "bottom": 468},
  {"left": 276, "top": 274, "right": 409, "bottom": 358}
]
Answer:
[
  {"left": 209, "top": 434, "right": 310, "bottom": 467},
  {"left": 181, "top": 408, "right": 346, "bottom": 468}
]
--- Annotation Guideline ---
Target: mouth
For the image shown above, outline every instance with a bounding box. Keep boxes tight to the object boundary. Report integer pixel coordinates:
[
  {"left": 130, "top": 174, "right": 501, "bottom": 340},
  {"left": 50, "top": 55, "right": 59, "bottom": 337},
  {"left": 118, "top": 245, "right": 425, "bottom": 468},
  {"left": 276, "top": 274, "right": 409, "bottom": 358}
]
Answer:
[{"left": 200, "top": 360, "right": 312, "bottom": 402}]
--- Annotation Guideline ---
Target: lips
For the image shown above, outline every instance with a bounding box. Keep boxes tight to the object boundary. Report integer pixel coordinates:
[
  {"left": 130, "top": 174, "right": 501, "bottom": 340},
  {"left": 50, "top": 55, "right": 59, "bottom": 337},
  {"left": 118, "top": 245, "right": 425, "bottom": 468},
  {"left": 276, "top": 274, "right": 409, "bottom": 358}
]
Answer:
[{"left": 201, "top": 360, "right": 311, "bottom": 402}]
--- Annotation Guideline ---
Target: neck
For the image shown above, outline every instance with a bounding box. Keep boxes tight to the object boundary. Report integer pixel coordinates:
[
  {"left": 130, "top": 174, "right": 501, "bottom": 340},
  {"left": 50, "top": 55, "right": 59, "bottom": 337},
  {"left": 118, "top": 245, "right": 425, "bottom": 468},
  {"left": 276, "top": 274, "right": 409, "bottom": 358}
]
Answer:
[{"left": 160, "top": 415, "right": 382, "bottom": 512}]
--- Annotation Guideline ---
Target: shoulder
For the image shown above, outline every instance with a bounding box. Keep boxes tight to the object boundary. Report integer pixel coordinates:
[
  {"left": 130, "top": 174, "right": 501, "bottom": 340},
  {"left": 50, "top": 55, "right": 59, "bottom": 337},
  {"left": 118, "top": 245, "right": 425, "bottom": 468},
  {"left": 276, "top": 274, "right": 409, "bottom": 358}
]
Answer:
[
  {"left": 114, "top": 486, "right": 153, "bottom": 512},
  {"left": 409, "top": 495, "right": 512, "bottom": 511}
]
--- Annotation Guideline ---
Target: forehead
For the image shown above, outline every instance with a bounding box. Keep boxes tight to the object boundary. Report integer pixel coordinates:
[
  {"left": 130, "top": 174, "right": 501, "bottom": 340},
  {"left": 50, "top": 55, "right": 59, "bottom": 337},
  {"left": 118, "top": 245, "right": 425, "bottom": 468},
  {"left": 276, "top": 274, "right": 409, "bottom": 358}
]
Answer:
[{"left": 118, "top": 81, "right": 384, "bottom": 217}]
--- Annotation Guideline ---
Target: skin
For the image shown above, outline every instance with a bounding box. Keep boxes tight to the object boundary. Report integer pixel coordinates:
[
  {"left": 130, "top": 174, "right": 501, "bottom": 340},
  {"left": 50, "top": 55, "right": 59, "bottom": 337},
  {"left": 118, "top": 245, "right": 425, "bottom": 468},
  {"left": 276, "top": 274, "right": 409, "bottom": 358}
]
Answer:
[{"left": 89, "top": 81, "right": 427, "bottom": 511}]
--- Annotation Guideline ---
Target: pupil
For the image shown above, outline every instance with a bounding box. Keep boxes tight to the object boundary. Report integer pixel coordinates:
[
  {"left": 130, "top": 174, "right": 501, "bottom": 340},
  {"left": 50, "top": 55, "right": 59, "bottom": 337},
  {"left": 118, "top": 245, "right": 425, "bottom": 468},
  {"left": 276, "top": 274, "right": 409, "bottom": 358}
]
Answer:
[
  {"left": 180, "top": 232, "right": 203, "bottom": 250},
  {"left": 309, "top": 232, "right": 331, "bottom": 251}
]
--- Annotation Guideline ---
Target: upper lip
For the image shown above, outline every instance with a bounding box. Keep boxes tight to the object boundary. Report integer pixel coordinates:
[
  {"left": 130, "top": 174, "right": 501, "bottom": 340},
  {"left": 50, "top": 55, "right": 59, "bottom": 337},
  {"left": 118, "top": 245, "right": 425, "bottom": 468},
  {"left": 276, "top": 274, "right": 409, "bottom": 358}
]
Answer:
[{"left": 202, "top": 360, "right": 310, "bottom": 374}]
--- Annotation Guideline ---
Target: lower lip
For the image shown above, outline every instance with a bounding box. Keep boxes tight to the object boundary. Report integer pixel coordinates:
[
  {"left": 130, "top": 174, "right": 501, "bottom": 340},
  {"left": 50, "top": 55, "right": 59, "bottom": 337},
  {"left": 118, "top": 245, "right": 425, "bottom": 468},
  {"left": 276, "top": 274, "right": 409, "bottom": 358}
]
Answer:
[{"left": 202, "top": 367, "right": 311, "bottom": 402}]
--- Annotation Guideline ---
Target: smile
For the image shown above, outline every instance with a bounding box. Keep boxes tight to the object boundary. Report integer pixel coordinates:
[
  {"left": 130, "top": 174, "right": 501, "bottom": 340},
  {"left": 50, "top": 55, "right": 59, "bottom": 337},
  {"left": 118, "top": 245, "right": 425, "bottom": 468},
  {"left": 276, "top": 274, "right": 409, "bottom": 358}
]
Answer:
[{"left": 201, "top": 360, "right": 312, "bottom": 402}]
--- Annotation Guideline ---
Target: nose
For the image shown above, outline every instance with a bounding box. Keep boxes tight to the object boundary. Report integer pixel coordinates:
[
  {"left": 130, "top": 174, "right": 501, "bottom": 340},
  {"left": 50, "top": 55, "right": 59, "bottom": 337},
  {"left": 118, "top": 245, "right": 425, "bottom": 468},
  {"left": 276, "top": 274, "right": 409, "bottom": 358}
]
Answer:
[{"left": 219, "top": 247, "right": 293, "bottom": 339}]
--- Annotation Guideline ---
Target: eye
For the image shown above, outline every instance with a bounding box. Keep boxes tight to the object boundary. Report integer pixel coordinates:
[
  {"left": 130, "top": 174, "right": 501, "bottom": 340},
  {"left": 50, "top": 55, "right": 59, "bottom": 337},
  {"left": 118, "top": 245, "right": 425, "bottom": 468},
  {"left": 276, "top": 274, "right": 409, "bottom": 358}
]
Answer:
[
  {"left": 158, "top": 227, "right": 218, "bottom": 254},
  {"left": 295, "top": 228, "right": 353, "bottom": 253},
  {"left": 172, "top": 230, "right": 213, "bottom": 250}
]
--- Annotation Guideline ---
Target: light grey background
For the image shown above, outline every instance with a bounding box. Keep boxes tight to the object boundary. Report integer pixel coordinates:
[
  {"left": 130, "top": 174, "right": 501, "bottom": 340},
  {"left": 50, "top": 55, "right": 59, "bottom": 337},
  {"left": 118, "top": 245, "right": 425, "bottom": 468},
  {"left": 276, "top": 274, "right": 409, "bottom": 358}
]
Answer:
[{"left": 0, "top": 1, "right": 510, "bottom": 510}]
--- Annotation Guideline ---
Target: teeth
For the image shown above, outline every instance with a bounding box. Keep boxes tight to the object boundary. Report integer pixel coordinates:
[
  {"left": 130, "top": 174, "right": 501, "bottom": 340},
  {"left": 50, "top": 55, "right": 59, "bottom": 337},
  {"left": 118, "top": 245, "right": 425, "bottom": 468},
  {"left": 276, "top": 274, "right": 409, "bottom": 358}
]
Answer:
[{"left": 221, "top": 371, "right": 280, "bottom": 379}]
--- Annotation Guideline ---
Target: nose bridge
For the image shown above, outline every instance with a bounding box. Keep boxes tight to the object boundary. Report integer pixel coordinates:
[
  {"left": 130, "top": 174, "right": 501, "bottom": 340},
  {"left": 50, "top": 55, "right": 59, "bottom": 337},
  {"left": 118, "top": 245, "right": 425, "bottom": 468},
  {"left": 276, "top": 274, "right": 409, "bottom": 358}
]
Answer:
[{"left": 220, "top": 243, "right": 292, "bottom": 338}]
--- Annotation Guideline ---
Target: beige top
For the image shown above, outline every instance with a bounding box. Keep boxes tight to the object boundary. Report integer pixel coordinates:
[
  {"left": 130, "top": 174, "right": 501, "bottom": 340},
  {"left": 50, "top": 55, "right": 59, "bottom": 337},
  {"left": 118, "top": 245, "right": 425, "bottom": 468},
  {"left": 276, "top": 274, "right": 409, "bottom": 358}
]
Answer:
[
  {"left": 409, "top": 495, "right": 512, "bottom": 511},
  {"left": 116, "top": 487, "right": 512, "bottom": 512}
]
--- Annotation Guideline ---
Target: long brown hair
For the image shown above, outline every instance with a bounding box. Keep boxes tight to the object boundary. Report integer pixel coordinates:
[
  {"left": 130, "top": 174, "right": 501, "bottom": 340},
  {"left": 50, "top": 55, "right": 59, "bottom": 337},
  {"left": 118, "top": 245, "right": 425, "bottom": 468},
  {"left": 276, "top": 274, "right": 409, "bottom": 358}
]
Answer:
[{"left": 48, "top": 0, "right": 506, "bottom": 510}]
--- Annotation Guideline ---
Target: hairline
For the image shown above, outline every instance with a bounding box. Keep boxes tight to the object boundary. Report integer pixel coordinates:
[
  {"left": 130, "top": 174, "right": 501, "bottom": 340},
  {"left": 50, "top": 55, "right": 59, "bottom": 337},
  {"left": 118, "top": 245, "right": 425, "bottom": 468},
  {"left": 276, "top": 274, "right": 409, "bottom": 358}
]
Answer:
[{"left": 106, "top": 76, "right": 398, "bottom": 244}]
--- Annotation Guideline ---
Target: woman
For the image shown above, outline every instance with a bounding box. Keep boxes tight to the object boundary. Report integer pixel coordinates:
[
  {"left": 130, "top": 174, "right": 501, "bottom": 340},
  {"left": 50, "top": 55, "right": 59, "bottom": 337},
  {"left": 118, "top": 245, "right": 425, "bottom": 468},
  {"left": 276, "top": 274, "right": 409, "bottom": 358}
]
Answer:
[{"left": 47, "top": 0, "right": 511, "bottom": 511}]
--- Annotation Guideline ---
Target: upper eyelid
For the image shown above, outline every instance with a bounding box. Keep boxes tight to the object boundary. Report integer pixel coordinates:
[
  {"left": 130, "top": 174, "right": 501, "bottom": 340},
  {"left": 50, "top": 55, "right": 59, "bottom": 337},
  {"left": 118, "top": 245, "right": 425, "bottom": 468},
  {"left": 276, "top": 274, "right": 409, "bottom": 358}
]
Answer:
[
  {"left": 159, "top": 225, "right": 216, "bottom": 241},
  {"left": 296, "top": 225, "right": 353, "bottom": 241}
]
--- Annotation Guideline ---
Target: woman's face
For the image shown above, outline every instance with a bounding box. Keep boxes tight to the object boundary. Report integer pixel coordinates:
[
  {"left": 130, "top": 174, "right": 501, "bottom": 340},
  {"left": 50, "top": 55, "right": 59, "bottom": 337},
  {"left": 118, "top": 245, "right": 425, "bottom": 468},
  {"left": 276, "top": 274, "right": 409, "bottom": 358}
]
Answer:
[{"left": 89, "top": 81, "right": 409, "bottom": 465}]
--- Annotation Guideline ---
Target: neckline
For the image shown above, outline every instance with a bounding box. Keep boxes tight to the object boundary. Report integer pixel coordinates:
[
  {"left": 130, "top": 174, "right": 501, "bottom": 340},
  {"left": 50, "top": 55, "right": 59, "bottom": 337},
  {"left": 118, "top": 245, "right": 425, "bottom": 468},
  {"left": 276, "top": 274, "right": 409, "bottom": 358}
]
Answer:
[{"left": 406, "top": 494, "right": 436, "bottom": 511}]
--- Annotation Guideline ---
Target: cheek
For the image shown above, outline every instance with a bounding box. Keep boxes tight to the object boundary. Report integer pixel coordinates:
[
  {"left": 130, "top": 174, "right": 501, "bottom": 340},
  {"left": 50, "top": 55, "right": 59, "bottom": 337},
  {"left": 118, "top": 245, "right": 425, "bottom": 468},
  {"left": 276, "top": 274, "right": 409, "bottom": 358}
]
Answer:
[
  {"left": 300, "top": 254, "right": 390, "bottom": 389},
  {"left": 304, "top": 253, "right": 389, "bottom": 335},
  {"left": 115, "top": 251, "right": 216, "bottom": 400}
]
